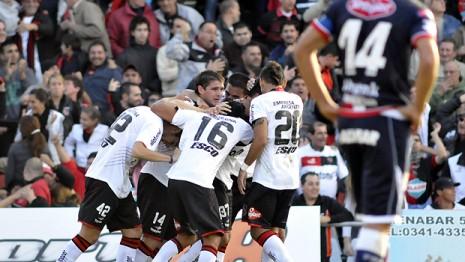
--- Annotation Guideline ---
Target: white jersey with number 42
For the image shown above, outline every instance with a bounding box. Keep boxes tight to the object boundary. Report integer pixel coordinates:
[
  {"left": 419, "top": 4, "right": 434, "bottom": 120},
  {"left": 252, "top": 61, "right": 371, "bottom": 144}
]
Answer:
[
  {"left": 250, "top": 91, "right": 303, "bottom": 190},
  {"left": 86, "top": 106, "right": 164, "bottom": 198}
]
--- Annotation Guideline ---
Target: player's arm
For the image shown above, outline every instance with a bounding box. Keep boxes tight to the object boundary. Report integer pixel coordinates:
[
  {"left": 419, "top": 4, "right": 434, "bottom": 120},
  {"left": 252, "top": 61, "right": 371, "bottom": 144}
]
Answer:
[
  {"left": 151, "top": 98, "right": 230, "bottom": 123},
  {"left": 294, "top": 26, "right": 339, "bottom": 122},
  {"left": 132, "top": 141, "right": 174, "bottom": 163},
  {"left": 238, "top": 117, "right": 268, "bottom": 194}
]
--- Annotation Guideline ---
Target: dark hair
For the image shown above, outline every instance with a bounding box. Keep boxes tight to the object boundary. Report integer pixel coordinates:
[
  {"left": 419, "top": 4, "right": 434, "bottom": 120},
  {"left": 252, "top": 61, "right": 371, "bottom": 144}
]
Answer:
[
  {"left": 308, "top": 121, "right": 327, "bottom": 134},
  {"left": 247, "top": 78, "right": 261, "bottom": 97},
  {"left": 233, "top": 22, "right": 250, "bottom": 32},
  {"left": 280, "top": 20, "right": 299, "bottom": 34},
  {"left": 121, "top": 82, "right": 140, "bottom": 96},
  {"left": 88, "top": 40, "right": 107, "bottom": 53},
  {"left": 81, "top": 106, "right": 101, "bottom": 122},
  {"left": 171, "top": 15, "right": 192, "bottom": 29},
  {"left": 319, "top": 42, "right": 339, "bottom": 56},
  {"left": 199, "top": 21, "right": 217, "bottom": 31},
  {"left": 301, "top": 172, "right": 318, "bottom": 185},
  {"left": 225, "top": 98, "right": 247, "bottom": 122},
  {"left": 227, "top": 73, "right": 249, "bottom": 90},
  {"left": 194, "top": 70, "right": 224, "bottom": 95},
  {"left": 30, "top": 88, "right": 49, "bottom": 104},
  {"left": 62, "top": 33, "right": 81, "bottom": 51},
  {"left": 241, "top": 41, "right": 261, "bottom": 54},
  {"left": 440, "top": 38, "right": 457, "bottom": 50},
  {"left": 64, "top": 74, "right": 83, "bottom": 100},
  {"left": 259, "top": 61, "right": 285, "bottom": 86},
  {"left": 19, "top": 115, "right": 47, "bottom": 157},
  {"left": 129, "top": 16, "right": 151, "bottom": 32},
  {"left": 0, "top": 37, "right": 17, "bottom": 53},
  {"left": 87, "top": 151, "right": 97, "bottom": 160}
]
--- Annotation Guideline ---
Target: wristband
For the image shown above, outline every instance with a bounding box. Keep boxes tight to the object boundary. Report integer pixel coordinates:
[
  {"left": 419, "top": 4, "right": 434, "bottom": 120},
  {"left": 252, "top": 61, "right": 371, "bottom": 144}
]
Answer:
[{"left": 240, "top": 163, "right": 249, "bottom": 171}]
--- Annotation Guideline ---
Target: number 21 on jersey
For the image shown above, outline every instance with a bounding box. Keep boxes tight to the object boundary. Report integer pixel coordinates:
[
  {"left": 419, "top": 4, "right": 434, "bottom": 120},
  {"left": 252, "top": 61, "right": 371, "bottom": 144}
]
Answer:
[{"left": 338, "top": 19, "right": 392, "bottom": 77}]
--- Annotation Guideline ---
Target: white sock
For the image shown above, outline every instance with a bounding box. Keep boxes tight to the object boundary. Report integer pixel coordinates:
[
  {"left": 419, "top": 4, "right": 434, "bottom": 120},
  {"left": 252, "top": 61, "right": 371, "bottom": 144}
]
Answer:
[
  {"left": 178, "top": 240, "right": 202, "bottom": 262},
  {"left": 56, "top": 240, "right": 83, "bottom": 262},
  {"left": 198, "top": 247, "right": 217, "bottom": 262},
  {"left": 134, "top": 249, "right": 151, "bottom": 262},
  {"left": 217, "top": 251, "right": 225, "bottom": 262},
  {"left": 117, "top": 244, "right": 137, "bottom": 262},
  {"left": 355, "top": 227, "right": 389, "bottom": 258},
  {"left": 260, "top": 248, "right": 272, "bottom": 262},
  {"left": 260, "top": 233, "right": 293, "bottom": 262},
  {"left": 153, "top": 239, "right": 181, "bottom": 262}
]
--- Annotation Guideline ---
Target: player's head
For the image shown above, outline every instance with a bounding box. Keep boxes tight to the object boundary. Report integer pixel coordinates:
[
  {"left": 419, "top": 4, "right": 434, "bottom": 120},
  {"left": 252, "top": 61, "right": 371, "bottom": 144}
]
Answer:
[
  {"left": 308, "top": 121, "right": 328, "bottom": 149},
  {"left": 226, "top": 73, "right": 249, "bottom": 100},
  {"left": 194, "top": 70, "right": 225, "bottom": 107},
  {"left": 241, "top": 77, "right": 261, "bottom": 118},
  {"left": 162, "top": 121, "right": 182, "bottom": 147},
  {"left": 301, "top": 172, "right": 320, "bottom": 200},
  {"left": 259, "top": 61, "right": 286, "bottom": 93}
]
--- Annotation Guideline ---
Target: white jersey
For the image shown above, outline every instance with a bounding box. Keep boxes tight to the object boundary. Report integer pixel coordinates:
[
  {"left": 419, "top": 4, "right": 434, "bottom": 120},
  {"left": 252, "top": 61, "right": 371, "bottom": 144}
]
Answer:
[
  {"left": 216, "top": 144, "right": 255, "bottom": 189},
  {"left": 167, "top": 109, "right": 253, "bottom": 189},
  {"left": 140, "top": 142, "right": 176, "bottom": 187},
  {"left": 296, "top": 144, "right": 349, "bottom": 198},
  {"left": 250, "top": 90, "right": 303, "bottom": 190},
  {"left": 86, "top": 107, "right": 163, "bottom": 198}
]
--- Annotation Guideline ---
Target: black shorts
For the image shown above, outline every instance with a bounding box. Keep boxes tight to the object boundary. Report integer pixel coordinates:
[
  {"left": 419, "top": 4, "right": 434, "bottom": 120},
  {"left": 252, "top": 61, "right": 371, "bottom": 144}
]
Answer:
[
  {"left": 243, "top": 182, "right": 295, "bottom": 229},
  {"left": 213, "top": 178, "right": 233, "bottom": 230},
  {"left": 78, "top": 177, "right": 140, "bottom": 232},
  {"left": 137, "top": 173, "right": 176, "bottom": 241},
  {"left": 168, "top": 179, "right": 224, "bottom": 237},
  {"left": 231, "top": 175, "right": 253, "bottom": 221},
  {"left": 338, "top": 115, "right": 410, "bottom": 223}
]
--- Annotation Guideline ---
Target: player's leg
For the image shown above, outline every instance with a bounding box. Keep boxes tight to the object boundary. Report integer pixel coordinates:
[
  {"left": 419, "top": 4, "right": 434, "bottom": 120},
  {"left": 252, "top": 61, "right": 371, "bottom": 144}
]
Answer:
[
  {"left": 245, "top": 183, "right": 293, "bottom": 262},
  {"left": 198, "top": 233, "right": 222, "bottom": 262},
  {"left": 56, "top": 224, "right": 101, "bottom": 262},
  {"left": 213, "top": 178, "right": 233, "bottom": 261}
]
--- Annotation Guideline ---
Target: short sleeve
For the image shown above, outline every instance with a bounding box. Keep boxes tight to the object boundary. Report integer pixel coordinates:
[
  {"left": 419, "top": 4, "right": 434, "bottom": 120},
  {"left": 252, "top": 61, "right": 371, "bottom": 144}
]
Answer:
[
  {"left": 336, "top": 150, "right": 349, "bottom": 179},
  {"left": 249, "top": 97, "right": 267, "bottom": 124},
  {"left": 410, "top": 8, "right": 437, "bottom": 47},
  {"left": 171, "top": 109, "right": 197, "bottom": 129},
  {"left": 240, "top": 124, "right": 254, "bottom": 144},
  {"left": 136, "top": 119, "right": 163, "bottom": 151},
  {"left": 311, "top": 4, "right": 337, "bottom": 42}
]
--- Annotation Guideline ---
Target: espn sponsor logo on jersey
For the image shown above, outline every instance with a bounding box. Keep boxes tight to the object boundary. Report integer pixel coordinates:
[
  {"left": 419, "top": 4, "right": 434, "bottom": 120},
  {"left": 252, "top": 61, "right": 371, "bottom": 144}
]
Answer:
[
  {"left": 347, "top": 0, "right": 397, "bottom": 19},
  {"left": 248, "top": 207, "right": 262, "bottom": 220},
  {"left": 151, "top": 129, "right": 162, "bottom": 146},
  {"left": 338, "top": 128, "right": 381, "bottom": 146},
  {"left": 342, "top": 79, "right": 380, "bottom": 107}
]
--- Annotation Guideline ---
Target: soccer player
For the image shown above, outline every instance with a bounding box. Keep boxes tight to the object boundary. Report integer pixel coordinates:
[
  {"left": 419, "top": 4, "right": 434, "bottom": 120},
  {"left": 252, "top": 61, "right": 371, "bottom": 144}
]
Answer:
[
  {"left": 152, "top": 98, "right": 253, "bottom": 262},
  {"left": 294, "top": 1, "right": 439, "bottom": 261},
  {"left": 237, "top": 61, "right": 303, "bottom": 261},
  {"left": 57, "top": 106, "right": 176, "bottom": 262}
]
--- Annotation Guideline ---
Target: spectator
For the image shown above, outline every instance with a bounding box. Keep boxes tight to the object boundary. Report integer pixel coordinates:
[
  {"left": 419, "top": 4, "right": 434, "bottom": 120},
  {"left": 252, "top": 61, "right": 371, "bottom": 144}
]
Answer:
[
  {"left": 426, "top": 0, "right": 461, "bottom": 41},
  {"left": 109, "top": 81, "right": 144, "bottom": 117},
  {"left": 64, "top": 106, "right": 107, "bottom": 171},
  {"left": 157, "top": 16, "right": 191, "bottom": 97},
  {"left": 0, "top": 39, "right": 38, "bottom": 120},
  {"left": 287, "top": 75, "right": 316, "bottom": 139},
  {"left": 293, "top": 172, "right": 354, "bottom": 262},
  {"left": 22, "top": 157, "right": 51, "bottom": 206},
  {"left": 16, "top": 0, "right": 56, "bottom": 81},
  {"left": 257, "top": 0, "right": 301, "bottom": 48},
  {"left": 296, "top": 121, "right": 349, "bottom": 199},
  {"left": 6, "top": 115, "right": 48, "bottom": 189},
  {"left": 55, "top": 33, "right": 86, "bottom": 75},
  {"left": 0, "top": 19, "right": 7, "bottom": 44},
  {"left": 430, "top": 60, "right": 465, "bottom": 117},
  {"left": 166, "top": 21, "right": 227, "bottom": 93},
  {"left": 117, "top": 16, "right": 161, "bottom": 93},
  {"left": 232, "top": 41, "right": 263, "bottom": 78},
  {"left": 63, "top": 74, "right": 91, "bottom": 122},
  {"left": 0, "top": 185, "right": 34, "bottom": 207},
  {"left": 426, "top": 177, "right": 465, "bottom": 209},
  {"left": 59, "top": 0, "right": 111, "bottom": 57},
  {"left": 269, "top": 20, "right": 299, "bottom": 66},
  {"left": 82, "top": 41, "right": 122, "bottom": 121},
  {"left": 216, "top": 0, "right": 241, "bottom": 46},
  {"left": 154, "top": 0, "right": 204, "bottom": 45},
  {"left": 146, "top": 91, "right": 161, "bottom": 106},
  {"left": 0, "top": 0, "right": 20, "bottom": 37},
  {"left": 106, "top": 0, "right": 161, "bottom": 58},
  {"left": 435, "top": 91, "right": 465, "bottom": 139}
]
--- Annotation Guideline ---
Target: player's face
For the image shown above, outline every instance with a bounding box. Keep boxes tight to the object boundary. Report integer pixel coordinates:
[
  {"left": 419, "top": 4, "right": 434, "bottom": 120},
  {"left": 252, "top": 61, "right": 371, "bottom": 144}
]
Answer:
[
  {"left": 233, "top": 27, "right": 252, "bottom": 46},
  {"left": 226, "top": 84, "right": 246, "bottom": 100},
  {"left": 309, "top": 125, "right": 328, "bottom": 149},
  {"left": 302, "top": 175, "right": 320, "bottom": 200},
  {"left": 289, "top": 78, "right": 308, "bottom": 102},
  {"left": 439, "top": 42, "right": 456, "bottom": 63},
  {"left": 131, "top": 23, "right": 150, "bottom": 45},
  {"left": 198, "top": 80, "right": 224, "bottom": 106},
  {"left": 80, "top": 111, "right": 98, "bottom": 129}
]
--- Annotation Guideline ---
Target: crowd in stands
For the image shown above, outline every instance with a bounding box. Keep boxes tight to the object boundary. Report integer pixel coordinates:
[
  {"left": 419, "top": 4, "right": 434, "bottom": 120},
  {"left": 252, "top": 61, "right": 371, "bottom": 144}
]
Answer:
[{"left": 1, "top": 0, "right": 465, "bottom": 260}]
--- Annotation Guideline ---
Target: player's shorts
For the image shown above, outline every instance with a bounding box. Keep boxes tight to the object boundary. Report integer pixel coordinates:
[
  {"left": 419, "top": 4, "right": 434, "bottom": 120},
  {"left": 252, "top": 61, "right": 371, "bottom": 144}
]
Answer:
[
  {"left": 213, "top": 178, "right": 233, "bottom": 230},
  {"left": 78, "top": 177, "right": 140, "bottom": 232},
  {"left": 243, "top": 182, "right": 295, "bottom": 229},
  {"left": 231, "top": 175, "right": 252, "bottom": 221},
  {"left": 137, "top": 173, "right": 176, "bottom": 241},
  {"left": 337, "top": 114, "right": 410, "bottom": 223},
  {"left": 167, "top": 179, "right": 224, "bottom": 237}
]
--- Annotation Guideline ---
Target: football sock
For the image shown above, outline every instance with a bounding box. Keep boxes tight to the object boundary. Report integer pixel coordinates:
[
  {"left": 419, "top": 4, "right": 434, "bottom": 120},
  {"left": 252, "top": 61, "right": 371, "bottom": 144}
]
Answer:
[
  {"left": 355, "top": 227, "right": 389, "bottom": 262},
  {"left": 135, "top": 241, "right": 158, "bottom": 261},
  {"left": 216, "top": 245, "right": 227, "bottom": 262},
  {"left": 178, "top": 240, "right": 202, "bottom": 262},
  {"left": 117, "top": 236, "right": 140, "bottom": 262},
  {"left": 153, "top": 238, "right": 182, "bottom": 262},
  {"left": 257, "top": 230, "right": 293, "bottom": 262},
  {"left": 56, "top": 235, "right": 91, "bottom": 262},
  {"left": 198, "top": 244, "right": 217, "bottom": 262}
]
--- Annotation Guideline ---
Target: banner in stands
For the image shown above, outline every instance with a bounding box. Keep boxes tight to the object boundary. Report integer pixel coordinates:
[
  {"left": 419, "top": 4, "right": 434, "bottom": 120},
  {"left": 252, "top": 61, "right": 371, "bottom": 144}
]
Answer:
[
  {"left": 0, "top": 207, "right": 320, "bottom": 262},
  {"left": 389, "top": 209, "right": 465, "bottom": 261}
]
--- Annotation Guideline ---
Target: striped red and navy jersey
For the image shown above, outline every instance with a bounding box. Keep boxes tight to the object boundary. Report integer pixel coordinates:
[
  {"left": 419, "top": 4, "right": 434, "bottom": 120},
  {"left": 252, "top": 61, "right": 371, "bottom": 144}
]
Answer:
[{"left": 313, "top": 0, "right": 436, "bottom": 109}]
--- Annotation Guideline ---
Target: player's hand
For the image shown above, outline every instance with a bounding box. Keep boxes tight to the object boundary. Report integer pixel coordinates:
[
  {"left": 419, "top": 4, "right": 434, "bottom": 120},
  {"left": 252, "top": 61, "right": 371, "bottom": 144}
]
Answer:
[
  {"left": 398, "top": 104, "right": 422, "bottom": 132},
  {"left": 206, "top": 102, "right": 231, "bottom": 115},
  {"left": 319, "top": 103, "right": 339, "bottom": 123},
  {"left": 238, "top": 169, "right": 247, "bottom": 195}
]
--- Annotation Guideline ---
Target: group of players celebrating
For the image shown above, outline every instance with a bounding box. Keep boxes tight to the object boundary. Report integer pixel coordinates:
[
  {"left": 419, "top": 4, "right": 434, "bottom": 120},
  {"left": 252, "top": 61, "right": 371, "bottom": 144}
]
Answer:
[
  {"left": 57, "top": 61, "right": 303, "bottom": 262},
  {"left": 57, "top": 0, "right": 442, "bottom": 260}
]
